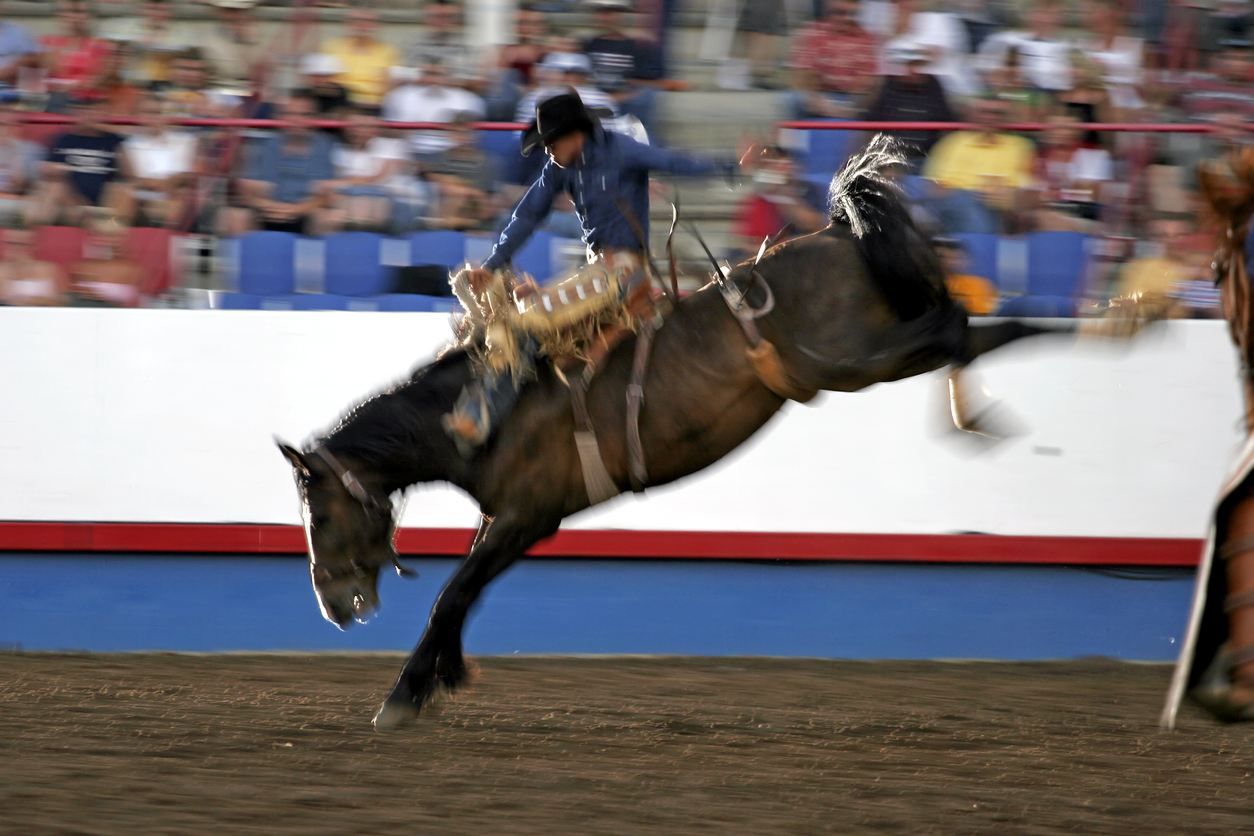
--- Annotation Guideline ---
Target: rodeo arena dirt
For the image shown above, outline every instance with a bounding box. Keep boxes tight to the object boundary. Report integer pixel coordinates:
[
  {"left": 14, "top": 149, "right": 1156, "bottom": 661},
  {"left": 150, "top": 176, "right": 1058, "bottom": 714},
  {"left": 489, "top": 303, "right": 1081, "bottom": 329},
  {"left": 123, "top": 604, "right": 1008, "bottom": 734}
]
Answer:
[{"left": 11, "top": 0, "right": 1254, "bottom": 832}]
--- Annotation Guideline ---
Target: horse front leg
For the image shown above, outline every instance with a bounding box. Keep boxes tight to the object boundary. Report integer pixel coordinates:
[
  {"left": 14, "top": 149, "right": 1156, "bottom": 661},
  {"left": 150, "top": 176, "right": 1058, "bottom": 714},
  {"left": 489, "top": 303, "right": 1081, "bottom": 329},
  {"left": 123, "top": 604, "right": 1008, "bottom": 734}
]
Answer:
[{"left": 372, "top": 514, "right": 559, "bottom": 731}]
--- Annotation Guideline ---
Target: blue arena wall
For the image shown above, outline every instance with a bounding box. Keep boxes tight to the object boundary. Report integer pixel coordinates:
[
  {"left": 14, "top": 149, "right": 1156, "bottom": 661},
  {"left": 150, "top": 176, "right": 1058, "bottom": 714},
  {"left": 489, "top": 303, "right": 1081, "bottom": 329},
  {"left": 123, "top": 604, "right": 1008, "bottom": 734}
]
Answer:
[{"left": 0, "top": 554, "right": 1194, "bottom": 661}]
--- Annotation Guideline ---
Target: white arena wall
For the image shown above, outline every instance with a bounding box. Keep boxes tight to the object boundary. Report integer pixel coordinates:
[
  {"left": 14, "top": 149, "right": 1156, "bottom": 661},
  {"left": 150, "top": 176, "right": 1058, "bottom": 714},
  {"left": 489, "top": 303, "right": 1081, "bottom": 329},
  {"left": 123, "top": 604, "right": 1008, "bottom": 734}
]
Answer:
[{"left": 0, "top": 308, "right": 1245, "bottom": 542}]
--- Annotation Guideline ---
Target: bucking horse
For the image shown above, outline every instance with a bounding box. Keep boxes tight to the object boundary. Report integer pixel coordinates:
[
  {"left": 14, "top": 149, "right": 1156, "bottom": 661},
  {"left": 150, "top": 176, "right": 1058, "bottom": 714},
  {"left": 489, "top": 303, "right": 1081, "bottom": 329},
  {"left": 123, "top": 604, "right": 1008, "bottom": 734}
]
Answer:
[{"left": 278, "top": 137, "right": 1139, "bottom": 730}]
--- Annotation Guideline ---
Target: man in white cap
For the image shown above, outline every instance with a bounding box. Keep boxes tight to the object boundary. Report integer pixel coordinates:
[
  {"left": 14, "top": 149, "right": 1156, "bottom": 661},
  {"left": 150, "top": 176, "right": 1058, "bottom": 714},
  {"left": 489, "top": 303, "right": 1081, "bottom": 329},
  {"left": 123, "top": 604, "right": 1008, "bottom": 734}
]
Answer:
[
  {"left": 298, "top": 53, "right": 350, "bottom": 116},
  {"left": 512, "top": 51, "right": 617, "bottom": 123}
]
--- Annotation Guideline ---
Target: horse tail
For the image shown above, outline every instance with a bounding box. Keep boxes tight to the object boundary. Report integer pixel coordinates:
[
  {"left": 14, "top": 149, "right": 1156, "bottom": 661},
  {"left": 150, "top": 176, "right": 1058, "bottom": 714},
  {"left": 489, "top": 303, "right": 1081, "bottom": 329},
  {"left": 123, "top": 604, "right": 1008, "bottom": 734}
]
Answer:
[{"left": 827, "top": 134, "right": 949, "bottom": 322}]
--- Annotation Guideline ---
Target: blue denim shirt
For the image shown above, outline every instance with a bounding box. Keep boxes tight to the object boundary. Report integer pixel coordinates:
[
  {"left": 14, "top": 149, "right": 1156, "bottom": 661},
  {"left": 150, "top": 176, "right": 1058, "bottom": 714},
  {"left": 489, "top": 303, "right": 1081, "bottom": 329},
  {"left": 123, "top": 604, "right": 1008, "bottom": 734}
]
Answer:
[{"left": 483, "top": 129, "right": 736, "bottom": 272}]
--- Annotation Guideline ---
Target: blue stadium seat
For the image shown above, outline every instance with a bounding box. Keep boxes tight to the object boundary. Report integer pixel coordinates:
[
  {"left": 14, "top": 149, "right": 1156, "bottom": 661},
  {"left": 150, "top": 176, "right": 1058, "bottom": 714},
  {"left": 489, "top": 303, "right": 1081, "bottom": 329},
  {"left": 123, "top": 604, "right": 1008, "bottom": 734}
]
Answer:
[
  {"left": 288, "top": 294, "right": 353, "bottom": 311},
  {"left": 513, "top": 228, "right": 554, "bottom": 281},
  {"left": 409, "top": 230, "right": 467, "bottom": 270},
  {"left": 953, "top": 232, "right": 999, "bottom": 285},
  {"left": 234, "top": 231, "right": 299, "bottom": 295},
  {"left": 324, "top": 232, "right": 391, "bottom": 296},
  {"left": 372, "top": 293, "right": 461, "bottom": 312},
  {"left": 995, "top": 295, "right": 1077, "bottom": 317},
  {"left": 214, "top": 292, "right": 264, "bottom": 310},
  {"left": 477, "top": 129, "right": 525, "bottom": 184},
  {"left": 801, "top": 123, "right": 853, "bottom": 179},
  {"left": 1026, "top": 231, "right": 1089, "bottom": 297}
]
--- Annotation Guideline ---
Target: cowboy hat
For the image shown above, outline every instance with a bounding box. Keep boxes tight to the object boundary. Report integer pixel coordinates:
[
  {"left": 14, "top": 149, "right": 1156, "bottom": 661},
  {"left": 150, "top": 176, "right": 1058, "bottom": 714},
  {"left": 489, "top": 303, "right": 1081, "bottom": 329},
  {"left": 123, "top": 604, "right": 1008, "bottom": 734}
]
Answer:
[{"left": 520, "top": 92, "right": 600, "bottom": 156}]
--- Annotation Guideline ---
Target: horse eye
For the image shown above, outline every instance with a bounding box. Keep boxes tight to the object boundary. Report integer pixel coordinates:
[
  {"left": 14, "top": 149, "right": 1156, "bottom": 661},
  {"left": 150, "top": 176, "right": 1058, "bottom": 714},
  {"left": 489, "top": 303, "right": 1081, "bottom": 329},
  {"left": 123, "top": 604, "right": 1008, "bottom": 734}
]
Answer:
[{"left": 310, "top": 513, "right": 330, "bottom": 529}]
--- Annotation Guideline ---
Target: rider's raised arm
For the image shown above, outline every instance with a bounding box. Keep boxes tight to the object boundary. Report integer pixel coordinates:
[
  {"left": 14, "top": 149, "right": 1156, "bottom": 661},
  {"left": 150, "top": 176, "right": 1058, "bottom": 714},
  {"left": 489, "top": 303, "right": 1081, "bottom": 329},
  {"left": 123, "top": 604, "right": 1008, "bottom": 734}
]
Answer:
[
  {"left": 482, "top": 163, "right": 564, "bottom": 273},
  {"left": 618, "top": 132, "right": 740, "bottom": 182}
]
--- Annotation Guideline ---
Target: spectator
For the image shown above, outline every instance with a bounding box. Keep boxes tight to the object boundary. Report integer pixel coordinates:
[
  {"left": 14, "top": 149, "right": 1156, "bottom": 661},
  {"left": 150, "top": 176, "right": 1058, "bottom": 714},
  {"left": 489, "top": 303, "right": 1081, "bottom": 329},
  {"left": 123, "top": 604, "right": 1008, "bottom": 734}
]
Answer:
[
  {"left": 423, "top": 110, "right": 502, "bottom": 231},
  {"left": 786, "top": 0, "right": 880, "bottom": 119},
  {"left": 328, "top": 107, "right": 414, "bottom": 232},
  {"left": 1057, "top": 53, "right": 1114, "bottom": 131},
  {"left": 921, "top": 95, "right": 1036, "bottom": 234},
  {"left": 297, "top": 53, "right": 351, "bottom": 116},
  {"left": 200, "top": 0, "right": 269, "bottom": 100},
  {"left": 0, "top": 104, "right": 40, "bottom": 224},
  {"left": 101, "top": 0, "right": 187, "bottom": 88},
  {"left": 484, "top": 4, "right": 551, "bottom": 121},
  {"left": 230, "top": 92, "right": 334, "bottom": 235},
  {"left": 731, "top": 146, "right": 827, "bottom": 260},
  {"left": 0, "top": 3, "right": 42, "bottom": 86},
  {"left": 1208, "top": 0, "right": 1254, "bottom": 55},
  {"left": 883, "top": 0, "right": 978, "bottom": 97},
  {"left": 382, "top": 61, "right": 485, "bottom": 158},
  {"left": 0, "top": 225, "right": 64, "bottom": 306},
  {"left": 1033, "top": 112, "right": 1113, "bottom": 232},
  {"left": 735, "top": 0, "right": 787, "bottom": 89},
  {"left": 935, "top": 236, "right": 998, "bottom": 314},
  {"left": 40, "top": 0, "right": 113, "bottom": 107},
  {"left": 1177, "top": 46, "right": 1254, "bottom": 124},
  {"left": 582, "top": 0, "right": 666, "bottom": 139},
  {"left": 68, "top": 211, "right": 140, "bottom": 307},
  {"left": 160, "top": 47, "right": 212, "bottom": 118},
  {"left": 1079, "top": 0, "right": 1145, "bottom": 118},
  {"left": 124, "top": 94, "right": 196, "bottom": 227},
  {"left": 1116, "top": 215, "right": 1210, "bottom": 312},
  {"left": 1161, "top": 0, "right": 1206, "bottom": 74},
  {"left": 861, "top": 42, "right": 960, "bottom": 170},
  {"left": 406, "top": 0, "right": 483, "bottom": 93},
  {"left": 977, "top": 0, "right": 1072, "bottom": 95},
  {"left": 514, "top": 52, "right": 618, "bottom": 123},
  {"left": 31, "top": 95, "right": 132, "bottom": 226},
  {"left": 984, "top": 45, "right": 1048, "bottom": 121},
  {"left": 320, "top": 9, "right": 399, "bottom": 111}
]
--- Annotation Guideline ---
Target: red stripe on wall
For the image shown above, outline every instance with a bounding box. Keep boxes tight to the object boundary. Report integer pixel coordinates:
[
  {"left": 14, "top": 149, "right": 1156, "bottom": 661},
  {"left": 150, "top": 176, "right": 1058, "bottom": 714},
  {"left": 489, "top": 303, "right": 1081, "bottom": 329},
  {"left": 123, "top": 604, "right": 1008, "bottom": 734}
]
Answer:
[{"left": 0, "top": 522, "right": 1204, "bottom": 566}]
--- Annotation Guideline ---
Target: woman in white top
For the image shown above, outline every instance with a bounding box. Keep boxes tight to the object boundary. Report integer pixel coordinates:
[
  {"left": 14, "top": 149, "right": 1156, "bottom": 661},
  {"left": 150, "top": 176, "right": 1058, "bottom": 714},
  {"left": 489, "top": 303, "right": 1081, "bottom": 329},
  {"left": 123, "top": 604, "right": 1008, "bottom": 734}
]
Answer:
[
  {"left": 328, "top": 108, "right": 420, "bottom": 232},
  {"left": 883, "top": 0, "right": 978, "bottom": 97},
  {"left": 0, "top": 226, "right": 64, "bottom": 306},
  {"left": 123, "top": 95, "right": 197, "bottom": 227},
  {"left": 1079, "top": 0, "right": 1144, "bottom": 117}
]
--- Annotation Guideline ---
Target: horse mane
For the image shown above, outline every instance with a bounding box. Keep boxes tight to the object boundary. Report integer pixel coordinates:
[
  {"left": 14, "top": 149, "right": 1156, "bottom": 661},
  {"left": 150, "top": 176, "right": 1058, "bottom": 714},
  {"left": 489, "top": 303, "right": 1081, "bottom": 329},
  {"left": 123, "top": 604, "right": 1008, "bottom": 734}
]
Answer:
[
  {"left": 1199, "top": 147, "right": 1254, "bottom": 245},
  {"left": 827, "top": 134, "right": 949, "bottom": 321},
  {"left": 315, "top": 347, "right": 471, "bottom": 472}
]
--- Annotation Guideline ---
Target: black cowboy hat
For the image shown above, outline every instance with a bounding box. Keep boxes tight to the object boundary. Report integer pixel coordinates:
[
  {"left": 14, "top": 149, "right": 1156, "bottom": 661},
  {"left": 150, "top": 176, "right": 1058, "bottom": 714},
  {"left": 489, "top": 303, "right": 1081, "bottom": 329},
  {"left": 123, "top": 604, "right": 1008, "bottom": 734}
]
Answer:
[{"left": 520, "top": 92, "right": 601, "bottom": 156}]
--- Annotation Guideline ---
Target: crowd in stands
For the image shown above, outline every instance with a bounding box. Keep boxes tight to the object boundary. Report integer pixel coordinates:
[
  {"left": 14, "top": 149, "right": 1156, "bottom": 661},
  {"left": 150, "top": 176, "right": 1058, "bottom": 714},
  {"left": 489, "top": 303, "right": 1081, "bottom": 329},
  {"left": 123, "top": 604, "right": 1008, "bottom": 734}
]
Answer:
[{"left": 0, "top": 0, "right": 1243, "bottom": 317}]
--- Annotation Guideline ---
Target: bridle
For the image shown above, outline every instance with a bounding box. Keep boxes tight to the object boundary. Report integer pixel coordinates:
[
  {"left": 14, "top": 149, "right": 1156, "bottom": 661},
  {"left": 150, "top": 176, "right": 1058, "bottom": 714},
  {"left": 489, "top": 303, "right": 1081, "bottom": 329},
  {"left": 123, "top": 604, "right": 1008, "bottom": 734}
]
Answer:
[{"left": 306, "top": 446, "right": 418, "bottom": 579}]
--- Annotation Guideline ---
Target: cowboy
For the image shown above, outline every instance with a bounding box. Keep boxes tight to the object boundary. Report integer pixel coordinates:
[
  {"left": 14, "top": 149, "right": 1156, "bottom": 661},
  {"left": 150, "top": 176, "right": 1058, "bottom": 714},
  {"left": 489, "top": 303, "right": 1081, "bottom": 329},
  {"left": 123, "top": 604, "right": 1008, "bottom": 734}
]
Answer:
[{"left": 443, "top": 92, "right": 757, "bottom": 450}]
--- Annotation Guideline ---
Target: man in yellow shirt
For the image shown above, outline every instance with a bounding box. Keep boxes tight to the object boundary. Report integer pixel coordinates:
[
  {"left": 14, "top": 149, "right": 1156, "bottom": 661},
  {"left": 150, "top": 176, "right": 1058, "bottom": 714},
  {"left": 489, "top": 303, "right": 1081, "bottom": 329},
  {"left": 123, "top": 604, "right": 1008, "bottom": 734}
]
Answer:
[
  {"left": 1116, "top": 217, "right": 1211, "bottom": 316},
  {"left": 320, "top": 9, "right": 399, "bottom": 109},
  {"left": 921, "top": 96, "right": 1036, "bottom": 234}
]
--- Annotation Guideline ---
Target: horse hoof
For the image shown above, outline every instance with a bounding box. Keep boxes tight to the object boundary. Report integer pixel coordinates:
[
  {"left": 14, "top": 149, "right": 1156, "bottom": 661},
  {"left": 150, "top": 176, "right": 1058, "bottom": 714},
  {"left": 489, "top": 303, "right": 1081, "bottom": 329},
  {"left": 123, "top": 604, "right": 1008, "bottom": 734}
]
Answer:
[
  {"left": 1189, "top": 685, "right": 1254, "bottom": 724},
  {"left": 372, "top": 699, "right": 422, "bottom": 732}
]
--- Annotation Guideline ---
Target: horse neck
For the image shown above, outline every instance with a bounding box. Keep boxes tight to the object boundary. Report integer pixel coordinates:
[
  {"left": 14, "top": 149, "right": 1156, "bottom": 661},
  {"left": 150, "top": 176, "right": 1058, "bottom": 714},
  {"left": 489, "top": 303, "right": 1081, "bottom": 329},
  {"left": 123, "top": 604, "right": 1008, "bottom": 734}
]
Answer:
[{"left": 322, "top": 355, "right": 476, "bottom": 495}]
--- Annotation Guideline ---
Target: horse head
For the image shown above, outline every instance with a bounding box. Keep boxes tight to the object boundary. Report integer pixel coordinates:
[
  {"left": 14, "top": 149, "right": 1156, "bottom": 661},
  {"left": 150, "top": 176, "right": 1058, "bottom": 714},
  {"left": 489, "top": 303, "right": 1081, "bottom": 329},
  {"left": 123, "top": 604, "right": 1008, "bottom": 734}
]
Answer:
[{"left": 277, "top": 441, "right": 408, "bottom": 629}]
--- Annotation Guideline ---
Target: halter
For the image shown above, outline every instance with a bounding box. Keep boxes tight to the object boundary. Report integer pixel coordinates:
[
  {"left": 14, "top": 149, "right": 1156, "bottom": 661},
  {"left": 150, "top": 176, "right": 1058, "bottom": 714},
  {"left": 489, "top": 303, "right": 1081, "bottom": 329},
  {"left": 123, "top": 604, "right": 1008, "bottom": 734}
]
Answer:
[
  {"left": 307, "top": 446, "right": 418, "bottom": 579},
  {"left": 313, "top": 446, "right": 389, "bottom": 516}
]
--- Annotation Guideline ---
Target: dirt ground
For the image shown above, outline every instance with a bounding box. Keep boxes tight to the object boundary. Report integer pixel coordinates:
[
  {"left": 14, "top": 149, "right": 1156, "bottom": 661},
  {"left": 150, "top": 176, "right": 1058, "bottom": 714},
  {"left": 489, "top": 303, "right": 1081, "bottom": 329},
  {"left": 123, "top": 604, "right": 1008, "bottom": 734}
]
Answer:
[{"left": 1, "top": 653, "right": 1251, "bottom": 836}]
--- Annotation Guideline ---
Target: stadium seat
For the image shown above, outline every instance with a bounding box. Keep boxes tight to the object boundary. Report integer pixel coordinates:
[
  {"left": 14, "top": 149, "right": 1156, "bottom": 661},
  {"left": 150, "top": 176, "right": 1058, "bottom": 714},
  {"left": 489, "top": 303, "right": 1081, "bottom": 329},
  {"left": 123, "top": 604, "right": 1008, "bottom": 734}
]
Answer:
[
  {"left": 477, "top": 129, "right": 526, "bottom": 184},
  {"left": 33, "top": 226, "right": 86, "bottom": 272},
  {"left": 323, "top": 231, "right": 391, "bottom": 296},
  {"left": 952, "top": 232, "right": 999, "bottom": 285},
  {"left": 409, "top": 230, "right": 466, "bottom": 271},
  {"left": 373, "top": 293, "right": 461, "bottom": 312},
  {"left": 512, "top": 228, "right": 554, "bottom": 281},
  {"left": 124, "top": 227, "right": 180, "bottom": 298},
  {"left": 1026, "top": 231, "right": 1089, "bottom": 297},
  {"left": 800, "top": 123, "right": 853, "bottom": 179},
  {"left": 995, "top": 294, "right": 1077, "bottom": 317},
  {"left": 226, "top": 231, "right": 300, "bottom": 296}
]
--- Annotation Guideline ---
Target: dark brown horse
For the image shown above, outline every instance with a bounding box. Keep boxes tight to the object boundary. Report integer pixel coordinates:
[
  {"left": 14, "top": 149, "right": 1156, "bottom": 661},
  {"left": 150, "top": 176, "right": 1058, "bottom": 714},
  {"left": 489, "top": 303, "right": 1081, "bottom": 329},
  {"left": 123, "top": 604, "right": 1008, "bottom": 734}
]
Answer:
[
  {"left": 1164, "top": 149, "right": 1254, "bottom": 727},
  {"left": 279, "top": 140, "right": 1082, "bottom": 730}
]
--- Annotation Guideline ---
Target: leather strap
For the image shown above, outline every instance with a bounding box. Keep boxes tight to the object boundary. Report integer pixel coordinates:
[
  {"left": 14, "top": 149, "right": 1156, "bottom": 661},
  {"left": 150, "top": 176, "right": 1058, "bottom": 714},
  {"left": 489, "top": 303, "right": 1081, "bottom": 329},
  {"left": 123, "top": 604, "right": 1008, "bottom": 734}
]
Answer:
[
  {"left": 626, "top": 317, "right": 659, "bottom": 492},
  {"left": 1228, "top": 643, "right": 1254, "bottom": 669},
  {"left": 569, "top": 377, "right": 619, "bottom": 506},
  {"left": 1225, "top": 588, "right": 1254, "bottom": 612},
  {"left": 1219, "top": 534, "right": 1254, "bottom": 560}
]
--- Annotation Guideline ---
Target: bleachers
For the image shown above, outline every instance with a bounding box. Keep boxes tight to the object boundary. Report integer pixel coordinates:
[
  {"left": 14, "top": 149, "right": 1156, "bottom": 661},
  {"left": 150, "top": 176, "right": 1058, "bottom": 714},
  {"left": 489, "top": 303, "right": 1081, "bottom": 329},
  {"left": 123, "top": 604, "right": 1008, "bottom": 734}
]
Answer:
[{"left": 210, "top": 229, "right": 582, "bottom": 312}]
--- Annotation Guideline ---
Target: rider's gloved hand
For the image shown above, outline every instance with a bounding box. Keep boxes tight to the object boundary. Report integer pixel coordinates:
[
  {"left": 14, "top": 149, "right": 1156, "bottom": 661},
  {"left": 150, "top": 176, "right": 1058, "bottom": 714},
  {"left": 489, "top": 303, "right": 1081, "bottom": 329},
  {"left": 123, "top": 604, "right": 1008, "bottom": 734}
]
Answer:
[{"left": 467, "top": 266, "right": 493, "bottom": 293}]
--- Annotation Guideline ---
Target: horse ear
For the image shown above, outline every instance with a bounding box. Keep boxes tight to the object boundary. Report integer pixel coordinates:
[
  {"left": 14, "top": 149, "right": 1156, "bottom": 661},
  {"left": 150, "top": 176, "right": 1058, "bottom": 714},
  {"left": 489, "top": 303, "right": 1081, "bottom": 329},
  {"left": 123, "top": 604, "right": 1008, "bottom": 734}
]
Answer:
[{"left": 276, "top": 439, "right": 311, "bottom": 475}]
